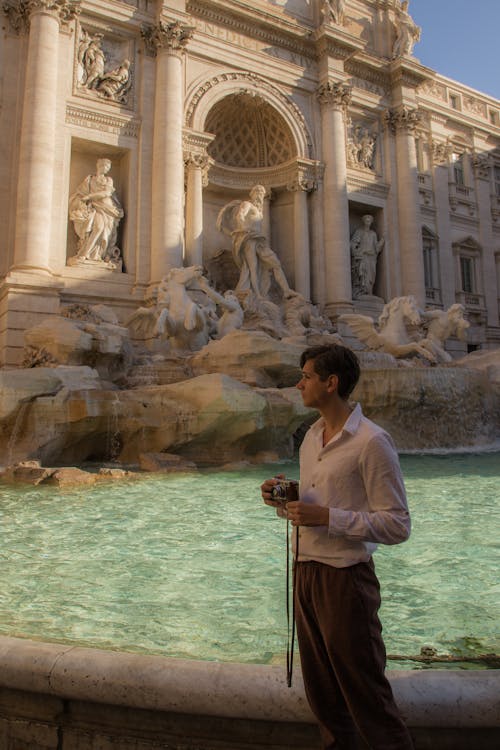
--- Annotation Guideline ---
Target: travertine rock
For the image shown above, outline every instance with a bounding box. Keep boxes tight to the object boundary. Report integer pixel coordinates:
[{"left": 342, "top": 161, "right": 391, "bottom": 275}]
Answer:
[{"left": 190, "top": 330, "right": 304, "bottom": 387}]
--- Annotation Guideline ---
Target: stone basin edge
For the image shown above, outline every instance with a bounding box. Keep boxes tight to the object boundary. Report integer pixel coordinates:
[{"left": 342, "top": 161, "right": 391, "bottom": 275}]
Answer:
[{"left": 0, "top": 636, "right": 498, "bottom": 729}]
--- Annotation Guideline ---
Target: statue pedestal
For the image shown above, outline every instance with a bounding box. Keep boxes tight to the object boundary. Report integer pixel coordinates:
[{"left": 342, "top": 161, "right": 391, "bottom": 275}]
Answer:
[{"left": 67, "top": 257, "right": 123, "bottom": 273}]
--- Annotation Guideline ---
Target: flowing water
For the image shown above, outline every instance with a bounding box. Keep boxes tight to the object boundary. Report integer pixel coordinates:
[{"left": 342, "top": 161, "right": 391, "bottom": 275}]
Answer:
[{"left": 0, "top": 452, "right": 498, "bottom": 668}]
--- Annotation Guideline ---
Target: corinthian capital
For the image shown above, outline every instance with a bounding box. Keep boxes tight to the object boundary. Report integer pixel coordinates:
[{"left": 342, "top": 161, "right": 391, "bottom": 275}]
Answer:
[
  {"left": 384, "top": 105, "right": 420, "bottom": 135},
  {"left": 316, "top": 81, "right": 352, "bottom": 109},
  {"left": 141, "top": 20, "right": 194, "bottom": 57},
  {"left": 3, "top": 0, "right": 80, "bottom": 32}
]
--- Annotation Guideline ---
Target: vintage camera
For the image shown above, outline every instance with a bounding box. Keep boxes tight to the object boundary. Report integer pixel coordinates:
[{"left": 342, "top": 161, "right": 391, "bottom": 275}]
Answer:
[{"left": 271, "top": 479, "right": 299, "bottom": 504}]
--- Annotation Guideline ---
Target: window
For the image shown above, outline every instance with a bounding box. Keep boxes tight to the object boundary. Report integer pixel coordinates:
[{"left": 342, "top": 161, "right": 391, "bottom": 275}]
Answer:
[
  {"left": 423, "top": 243, "right": 434, "bottom": 288},
  {"left": 494, "top": 166, "right": 500, "bottom": 197},
  {"left": 452, "top": 153, "right": 465, "bottom": 186},
  {"left": 422, "top": 227, "right": 440, "bottom": 302},
  {"left": 460, "top": 256, "right": 474, "bottom": 293},
  {"left": 449, "top": 94, "right": 460, "bottom": 110},
  {"left": 489, "top": 110, "right": 498, "bottom": 126}
]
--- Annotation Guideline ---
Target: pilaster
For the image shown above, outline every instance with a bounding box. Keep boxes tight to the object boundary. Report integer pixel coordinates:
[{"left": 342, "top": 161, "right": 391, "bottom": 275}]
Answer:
[
  {"left": 142, "top": 19, "right": 194, "bottom": 283},
  {"left": 316, "top": 81, "right": 352, "bottom": 318},
  {"left": 385, "top": 105, "right": 426, "bottom": 306}
]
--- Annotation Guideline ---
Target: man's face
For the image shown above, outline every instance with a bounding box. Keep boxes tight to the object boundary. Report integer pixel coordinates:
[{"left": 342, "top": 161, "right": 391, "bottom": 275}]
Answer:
[{"left": 296, "top": 358, "right": 335, "bottom": 409}]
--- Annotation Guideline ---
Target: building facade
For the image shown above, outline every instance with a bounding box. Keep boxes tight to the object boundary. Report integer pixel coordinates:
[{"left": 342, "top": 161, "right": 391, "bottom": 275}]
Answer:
[{"left": 1, "top": 0, "right": 499, "bottom": 365}]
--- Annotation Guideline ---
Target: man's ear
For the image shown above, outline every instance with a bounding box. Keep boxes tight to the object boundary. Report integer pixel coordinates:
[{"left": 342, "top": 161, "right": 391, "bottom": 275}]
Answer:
[{"left": 327, "top": 374, "right": 339, "bottom": 392}]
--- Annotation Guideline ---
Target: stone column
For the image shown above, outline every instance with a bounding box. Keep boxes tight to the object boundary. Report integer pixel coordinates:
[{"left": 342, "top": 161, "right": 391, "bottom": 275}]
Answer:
[
  {"left": 288, "top": 179, "right": 311, "bottom": 299},
  {"left": 13, "top": 0, "right": 80, "bottom": 273},
  {"left": 385, "top": 106, "right": 426, "bottom": 306},
  {"left": 431, "top": 140, "right": 455, "bottom": 308},
  {"left": 184, "top": 153, "right": 208, "bottom": 267},
  {"left": 473, "top": 155, "right": 498, "bottom": 328},
  {"left": 316, "top": 81, "right": 352, "bottom": 318},
  {"left": 142, "top": 21, "right": 193, "bottom": 283}
]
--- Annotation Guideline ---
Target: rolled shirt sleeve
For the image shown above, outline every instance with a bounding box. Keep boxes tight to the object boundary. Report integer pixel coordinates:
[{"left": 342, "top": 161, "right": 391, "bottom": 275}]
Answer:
[{"left": 328, "top": 432, "right": 411, "bottom": 545}]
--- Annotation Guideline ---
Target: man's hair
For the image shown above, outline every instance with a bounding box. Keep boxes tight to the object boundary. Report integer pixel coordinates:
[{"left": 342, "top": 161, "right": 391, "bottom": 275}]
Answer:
[{"left": 300, "top": 344, "right": 360, "bottom": 400}]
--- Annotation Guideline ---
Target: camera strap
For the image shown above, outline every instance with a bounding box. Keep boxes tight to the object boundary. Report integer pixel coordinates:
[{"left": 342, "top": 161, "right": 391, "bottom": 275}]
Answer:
[{"left": 286, "top": 519, "right": 298, "bottom": 688}]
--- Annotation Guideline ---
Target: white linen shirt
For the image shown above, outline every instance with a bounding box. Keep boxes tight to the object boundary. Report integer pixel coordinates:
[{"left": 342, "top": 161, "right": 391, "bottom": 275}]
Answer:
[{"left": 296, "top": 403, "right": 411, "bottom": 568}]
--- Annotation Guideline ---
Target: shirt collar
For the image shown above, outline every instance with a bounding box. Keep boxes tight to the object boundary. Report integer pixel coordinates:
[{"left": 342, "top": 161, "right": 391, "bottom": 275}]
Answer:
[{"left": 310, "top": 402, "right": 362, "bottom": 440}]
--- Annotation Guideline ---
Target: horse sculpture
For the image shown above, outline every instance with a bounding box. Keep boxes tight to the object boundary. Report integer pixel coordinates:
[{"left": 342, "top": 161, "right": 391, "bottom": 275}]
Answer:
[{"left": 339, "top": 296, "right": 436, "bottom": 361}]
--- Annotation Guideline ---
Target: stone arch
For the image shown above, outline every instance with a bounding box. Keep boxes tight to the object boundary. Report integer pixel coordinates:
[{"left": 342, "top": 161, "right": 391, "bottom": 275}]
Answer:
[{"left": 185, "top": 71, "right": 313, "bottom": 161}]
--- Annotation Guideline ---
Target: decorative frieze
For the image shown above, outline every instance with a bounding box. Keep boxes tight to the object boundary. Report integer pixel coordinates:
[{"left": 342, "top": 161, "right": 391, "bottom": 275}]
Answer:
[
  {"left": 141, "top": 20, "right": 194, "bottom": 57},
  {"left": 316, "top": 81, "right": 352, "bottom": 109},
  {"left": 384, "top": 105, "right": 420, "bottom": 135},
  {"left": 418, "top": 80, "right": 447, "bottom": 101},
  {"left": 430, "top": 139, "right": 452, "bottom": 166},
  {"left": 472, "top": 153, "right": 491, "bottom": 180},
  {"left": 65, "top": 104, "right": 140, "bottom": 137},
  {"left": 464, "top": 96, "right": 487, "bottom": 118}
]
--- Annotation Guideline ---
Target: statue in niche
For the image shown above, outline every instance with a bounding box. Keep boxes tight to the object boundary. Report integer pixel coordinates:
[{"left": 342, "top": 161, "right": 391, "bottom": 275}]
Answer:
[
  {"left": 350, "top": 215, "right": 385, "bottom": 298},
  {"left": 420, "top": 304, "right": 470, "bottom": 363},
  {"left": 322, "top": 0, "right": 345, "bottom": 25},
  {"left": 392, "top": 1, "right": 421, "bottom": 58},
  {"left": 216, "top": 185, "right": 296, "bottom": 301},
  {"left": 68, "top": 158, "right": 124, "bottom": 269},
  {"left": 77, "top": 29, "right": 132, "bottom": 104}
]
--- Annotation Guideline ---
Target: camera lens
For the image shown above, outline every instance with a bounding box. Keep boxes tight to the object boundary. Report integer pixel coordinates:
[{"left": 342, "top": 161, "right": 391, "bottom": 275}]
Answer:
[{"left": 271, "top": 484, "right": 287, "bottom": 500}]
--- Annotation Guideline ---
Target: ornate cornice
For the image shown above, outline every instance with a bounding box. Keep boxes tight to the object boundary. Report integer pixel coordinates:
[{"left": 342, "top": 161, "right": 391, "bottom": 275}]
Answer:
[
  {"left": 65, "top": 104, "right": 140, "bottom": 138},
  {"left": 207, "top": 157, "right": 322, "bottom": 192},
  {"left": 187, "top": 0, "right": 314, "bottom": 62},
  {"left": 316, "top": 81, "right": 352, "bottom": 109},
  {"left": 384, "top": 105, "right": 421, "bottom": 135},
  {"left": 141, "top": 20, "right": 194, "bottom": 57}
]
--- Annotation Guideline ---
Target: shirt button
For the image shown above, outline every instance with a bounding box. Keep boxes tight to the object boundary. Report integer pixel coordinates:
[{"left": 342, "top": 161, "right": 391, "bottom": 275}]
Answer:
[{"left": 312, "top": 483, "right": 315, "bottom": 488}]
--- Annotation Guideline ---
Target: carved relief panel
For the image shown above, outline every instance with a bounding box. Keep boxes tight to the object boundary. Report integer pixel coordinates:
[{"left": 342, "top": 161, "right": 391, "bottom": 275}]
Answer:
[{"left": 74, "top": 22, "right": 135, "bottom": 109}]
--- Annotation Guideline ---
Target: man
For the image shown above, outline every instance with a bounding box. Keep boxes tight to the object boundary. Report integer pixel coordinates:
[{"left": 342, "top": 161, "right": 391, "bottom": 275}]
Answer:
[{"left": 261, "top": 344, "right": 414, "bottom": 750}]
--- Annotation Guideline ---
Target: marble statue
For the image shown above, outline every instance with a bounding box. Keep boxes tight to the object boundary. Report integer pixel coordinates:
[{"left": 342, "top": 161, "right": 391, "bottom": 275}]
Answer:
[
  {"left": 350, "top": 215, "right": 384, "bottom": 297},
  {"left": 97, "top": 60, "right": 132, "bottom": 103},
  {"left": 420, "top": 304, "right": 470, "bottom": 363},
  {"left": 126, "top": 266, "right": 242, "bottom": 352},
  {"left": 392, "top": 1, "right": 421, "bottom": 58},
  {"left": 283, "top": 293, "right": 334, "bottom": 338},
  {"left": 346, "top": 125, "right": 377, "bottom": 170},
  {"left": 215, "top": 290, "right": 244, "bottom": 339},
  {"left": 78, "top": 30, "right": 105, "bottom": 89},
  {"left": 216, "top": 185, "right": 295, "bottom": 300},
  {"left": 322, "top": 0, "right": 345, "bottom": 25},
  {"left": 339, "top": 296, "right": 436, "bottom": 361},
  {"left": 68, "top": 158, "right": 124, "bottom": 268}
]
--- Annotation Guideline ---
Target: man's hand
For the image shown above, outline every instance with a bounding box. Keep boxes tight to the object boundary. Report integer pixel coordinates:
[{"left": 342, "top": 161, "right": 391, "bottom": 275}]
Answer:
[
  {"left": 285, "top": 501, "right": 329, "bottom": 527},
  {"left": 260, "top": 474, "right": 285, "bottom": 509}
]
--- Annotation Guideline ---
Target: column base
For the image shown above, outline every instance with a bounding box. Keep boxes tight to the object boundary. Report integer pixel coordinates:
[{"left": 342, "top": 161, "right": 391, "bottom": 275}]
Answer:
[
  {"left": 324, "top": 300, "right": 354, "bottom": 323},
  {"left": 0, "top": 274, "right": 64, "bottom": 367}
]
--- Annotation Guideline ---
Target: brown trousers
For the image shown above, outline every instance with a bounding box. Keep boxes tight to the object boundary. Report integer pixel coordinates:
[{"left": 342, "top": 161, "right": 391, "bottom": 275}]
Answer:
[{"left": 294, "top": 560, "right": 414, "bottom": 750}]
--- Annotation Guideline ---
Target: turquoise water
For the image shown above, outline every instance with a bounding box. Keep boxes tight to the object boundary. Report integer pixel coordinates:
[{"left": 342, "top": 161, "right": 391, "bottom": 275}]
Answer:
[{"left": 0, "top": 453, "right": 498, "bottom": 667}]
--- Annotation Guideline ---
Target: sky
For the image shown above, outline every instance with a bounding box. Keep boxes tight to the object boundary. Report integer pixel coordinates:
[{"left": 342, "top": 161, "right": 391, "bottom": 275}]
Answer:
[{"left": 409, "top": 0, "right": 499, "bottom": 101}]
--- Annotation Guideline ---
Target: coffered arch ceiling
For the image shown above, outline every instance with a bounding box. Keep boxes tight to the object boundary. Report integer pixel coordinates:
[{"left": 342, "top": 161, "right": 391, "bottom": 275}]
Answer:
[{"left": 205, "top": 92, "right": 296, "bottom": 168}]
